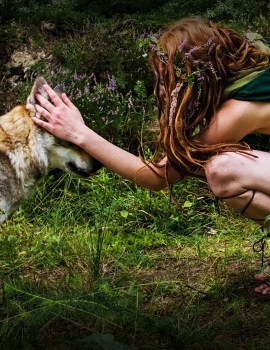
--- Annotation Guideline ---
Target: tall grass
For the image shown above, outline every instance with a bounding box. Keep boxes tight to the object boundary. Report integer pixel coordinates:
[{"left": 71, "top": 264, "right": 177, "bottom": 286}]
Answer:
[{"left": 0, "top": 170, "right": 264, "bottom": 349}]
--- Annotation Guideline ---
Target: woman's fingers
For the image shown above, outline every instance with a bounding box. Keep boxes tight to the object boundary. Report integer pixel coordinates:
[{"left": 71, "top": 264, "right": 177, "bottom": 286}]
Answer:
[
  {"left": 34, "top": 103, "right": 51, "bottom": 121},
  {"left": 33, "top": 103, "right": 55, "bottom": 133},
  {"left": 43, "top": 84, "right": 63, "bottom": 107},
  {"left": 31, "top": 113, "right": 53, "bottom": 133},
  {"left": 35, "top": 93, "right": 56, "bottom": 116},
  {"left": 62, "top": 93, "right": 77, "bottom": 110},
  {"left": 35, "top": 84, "right": 77, "bottom": 116},
  {"left": 33, "top": 83, "right": 85, "bottom": 142},
  {"left": 43, "top": 84, "right": 77, "bottom": 111},
  {"left": 35, "top": 84, "right": 66, "bottom": 113}
]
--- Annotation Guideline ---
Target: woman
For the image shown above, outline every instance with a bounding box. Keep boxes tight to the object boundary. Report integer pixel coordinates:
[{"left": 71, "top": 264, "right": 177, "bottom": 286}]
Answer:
[{"left": 33, "top": 18, "right": 270, "bottom": 294}]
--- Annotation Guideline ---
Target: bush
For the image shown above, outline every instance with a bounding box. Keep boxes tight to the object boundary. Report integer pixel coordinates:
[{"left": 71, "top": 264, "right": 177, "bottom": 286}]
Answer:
[
  {"left": 73, "top": 0, "right": 165, "bottom": 16},
  {"left": 49, "top": 70, "right": 156, "bottom": 151},
  {"left": 205, "top": 0, "right": 270, "bottom": 33},
  {"left": 51, "top": 17, "right": 155, "bottom": 92}
]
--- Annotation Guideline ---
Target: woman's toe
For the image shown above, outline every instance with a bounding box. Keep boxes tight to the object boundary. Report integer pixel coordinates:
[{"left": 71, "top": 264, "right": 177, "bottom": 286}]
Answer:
[
  {"left": 254, "top": 283, "right": 270, "bottom": 294},
  {"left": 254, "top": 265, "right": 270, "bottom": 282}
]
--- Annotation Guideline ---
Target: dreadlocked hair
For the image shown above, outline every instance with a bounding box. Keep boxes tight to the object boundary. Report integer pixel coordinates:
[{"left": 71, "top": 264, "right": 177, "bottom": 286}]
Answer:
[{"left": 148, "top": 17, "right": 270, "bottom": 175}]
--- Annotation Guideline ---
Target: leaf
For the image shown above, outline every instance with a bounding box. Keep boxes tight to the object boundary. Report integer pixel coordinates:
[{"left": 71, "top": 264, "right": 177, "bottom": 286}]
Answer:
[
  {"left": 264, "top": 214, "right": 270, "bottom": 226},
  {"left": 81, "top": 333, "right": 137, "bottom": 350},
  {"left": 120, "top": 210, "right": 129, "bottom": 218},
  {"left": 183, "top": 200, "right": 193, "bottom": 208},
  {"left": 149, "top": 33, "right": 158, "bottom": 43}
]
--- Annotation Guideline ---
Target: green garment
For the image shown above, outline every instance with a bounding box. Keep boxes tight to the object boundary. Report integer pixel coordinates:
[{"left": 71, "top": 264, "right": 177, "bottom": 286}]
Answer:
[
  {"left": 224, "top": 66, "right": 270, "bottom": 102},
  {"left": 222, "top": 33, "right": 270, "bottom": 101},
  {"left": 221, "top": 33, "right": 270, "bottom": 150}
]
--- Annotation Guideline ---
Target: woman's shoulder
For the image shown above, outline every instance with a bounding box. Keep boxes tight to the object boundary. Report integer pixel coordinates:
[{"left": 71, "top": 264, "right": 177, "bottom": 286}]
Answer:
[{"left": 198, "top": 99, "right": 270, "bottom": 144}]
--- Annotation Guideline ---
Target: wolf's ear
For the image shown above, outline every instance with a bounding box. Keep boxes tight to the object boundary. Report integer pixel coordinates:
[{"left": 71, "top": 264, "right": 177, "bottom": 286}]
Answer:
[
  {"left": 26, "top": 76, "right": 48, "bottom": 118},
  {"left": 53, "top": 84, "right": 65, "bottom": 96},
  {"left": 27, "top": 76, "right": 48, "bottom": 105}
]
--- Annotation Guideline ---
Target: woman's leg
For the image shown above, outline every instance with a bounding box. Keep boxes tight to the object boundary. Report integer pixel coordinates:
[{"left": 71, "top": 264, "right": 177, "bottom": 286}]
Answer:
[
  {"left": 205, "top": 150, "right": 270, "bottom": 225},
  {"left": 205, "top": 150, "right": 270, "bottom": 294}
]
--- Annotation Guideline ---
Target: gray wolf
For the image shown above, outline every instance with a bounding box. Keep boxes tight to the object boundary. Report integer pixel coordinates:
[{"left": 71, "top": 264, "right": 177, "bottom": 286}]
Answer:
[{"left": 0, "top": 76, "right": 102, "bottom": 224}]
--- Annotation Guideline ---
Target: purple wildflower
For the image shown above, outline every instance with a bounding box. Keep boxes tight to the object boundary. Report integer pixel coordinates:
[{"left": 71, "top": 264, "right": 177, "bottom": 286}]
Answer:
[
  {"left": 186, "top": 97, "right": 200, "bottom": 121},
  {"left": 196, "top": 72, "right": 205, "bottom": 82},
  {"left": 208, "top": 61, "right": 217, "bottom": 75},
  {"left": 188, "top": 97, "right": 200, "bottom": 111},
  {"left": 76, "top": 88, "right": 82, "bottom": 97},
  {"left": 140, "top": 28, "right": 149, "bottom": 39},
  {"left": 178, "top": 39, "right": 188, "bottom": 52},
  {"left": 185, "top": 46, "right": 199, "bottom": 59},
  {"left": 206, "top": 37, "right": 214, "bottom": 47},
  {"left": 149, "top": 43, "right": 157, "bottom": 52},
  {"left": 205, "top": 37, "right": 215, "bottom": 55},
  {"left": 89, "top": 73, "right": 97, "bottom": 85},
  {"left": 106, "top": 75, "right": 117, "bottom": 92}
]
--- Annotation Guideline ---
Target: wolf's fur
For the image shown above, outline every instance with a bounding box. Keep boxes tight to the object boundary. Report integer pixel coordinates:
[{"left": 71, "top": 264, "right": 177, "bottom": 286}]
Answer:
[{"left": 0, "top": 76, "right": 101, "bottom": 224}]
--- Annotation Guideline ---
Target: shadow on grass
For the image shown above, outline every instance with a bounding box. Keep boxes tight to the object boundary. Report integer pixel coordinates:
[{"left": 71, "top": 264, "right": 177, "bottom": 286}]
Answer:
[{"left": 1, "top": 256, "right": 270, "bottom": 350}]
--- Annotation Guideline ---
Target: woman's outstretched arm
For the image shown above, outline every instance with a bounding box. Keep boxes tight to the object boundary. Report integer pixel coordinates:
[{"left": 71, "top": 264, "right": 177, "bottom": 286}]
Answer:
[{"left": 32, "top": 84, "right": 183, "bottom": 191}]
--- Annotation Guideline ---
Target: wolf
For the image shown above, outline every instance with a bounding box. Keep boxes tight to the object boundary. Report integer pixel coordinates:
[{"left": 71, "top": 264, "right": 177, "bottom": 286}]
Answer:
[{"left": 0, "top": 76, "right": 102, "bottom": 224}]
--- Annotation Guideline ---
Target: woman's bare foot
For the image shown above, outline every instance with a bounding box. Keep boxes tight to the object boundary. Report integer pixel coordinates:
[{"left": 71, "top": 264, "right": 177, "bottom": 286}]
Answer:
[
  {"left": 254, "top": 283, "right": 270, "bottom": 294},
  {"left": 254, "top": 264, "right": 270, "bottom": 282},
  {"left": 254, "top": 264, "right": 270, "bottom": 294}
]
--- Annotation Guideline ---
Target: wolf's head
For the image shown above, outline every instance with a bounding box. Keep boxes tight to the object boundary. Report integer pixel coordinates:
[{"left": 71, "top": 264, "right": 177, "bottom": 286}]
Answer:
[{"left": 26, "top": 76, "right": 102, "bottom": 177}]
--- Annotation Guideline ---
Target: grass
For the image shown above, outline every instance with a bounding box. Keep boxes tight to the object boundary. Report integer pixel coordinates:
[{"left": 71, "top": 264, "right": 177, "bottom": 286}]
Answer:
[{"left": 0, "top": 169, "right": 268, "bottom": 350}]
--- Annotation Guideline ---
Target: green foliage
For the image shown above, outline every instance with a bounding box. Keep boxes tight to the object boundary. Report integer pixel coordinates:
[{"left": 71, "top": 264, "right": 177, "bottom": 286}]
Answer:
[
  {"left": 242, "top": 133, "right": 270, "bottom": 151},
  {"left": 48, "top": 70, "right": 155, "bottom": 150},
  {"left": 12, "top": 74, "right": 155, "bottom": 154},
  {"left": 73, "top": 0, "right": 165, "bottom": 16},
  {"left": 51, "top": 17, "right": 155, "bottom": 91},
  {"left": 159, "top": 0, "right": 217, "bottom": 17},
  {"left": 0, "top": 0, "right": 91, "bottom": 30},
  {"left": 205, "top": 0, "right": 270, "bottom": 33}
]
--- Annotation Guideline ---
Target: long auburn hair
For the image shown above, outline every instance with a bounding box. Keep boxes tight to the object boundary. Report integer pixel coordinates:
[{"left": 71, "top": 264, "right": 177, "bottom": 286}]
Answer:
[{"left": 148, "top": 17, "right": 270, "bottom": 175}]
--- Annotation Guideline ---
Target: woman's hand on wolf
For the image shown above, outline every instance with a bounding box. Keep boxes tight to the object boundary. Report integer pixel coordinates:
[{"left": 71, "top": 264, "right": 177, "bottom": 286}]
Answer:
[
  {"left": 32, "top": 84, "right": 86, "bottom": 144},
  {"left": 32, "top": 82, "right": 185, "bottom": 190}
]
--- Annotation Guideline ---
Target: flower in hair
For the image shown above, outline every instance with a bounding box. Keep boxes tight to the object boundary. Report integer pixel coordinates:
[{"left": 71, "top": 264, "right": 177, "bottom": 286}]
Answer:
[
  {"left": 207, "top": 61, "right": 218, "bottom": 79},
  {"left": 185, "top": 46, "right": 199, "bottom": 58},
  {"left": 206, "top": 37, "right": 214, "bottom": 47},
  {"left": 169, "top": 82, "right": 183, "bottom": 126},
  {"left": 149, "top": 36, "right": 168, "bottom": 64},
  {"left": 205, "top": 38, "right": 215, "bottom": 55},
  {"left": 178, "top": 39, "right": 188, "bottom": 52}
]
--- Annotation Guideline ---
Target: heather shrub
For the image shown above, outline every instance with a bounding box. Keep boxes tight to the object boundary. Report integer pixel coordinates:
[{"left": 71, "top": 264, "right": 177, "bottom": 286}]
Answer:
[
  {"left": 73, "top": 0, "right": 165, "bottom": 15},
  {"left": 51, "top": 17, "right": 155, "bottom": 93},
  {"left": 49, "top": 70, "right": 156, "bottom": 151},
  {"left": 0, "top": 0, "right": 91, "bottom": 30}
]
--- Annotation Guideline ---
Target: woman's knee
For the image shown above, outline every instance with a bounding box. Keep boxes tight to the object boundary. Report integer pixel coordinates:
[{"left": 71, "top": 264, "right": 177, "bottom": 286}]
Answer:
[{"left": 205, "top": 153, "right": 238, "bottom": 198}]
